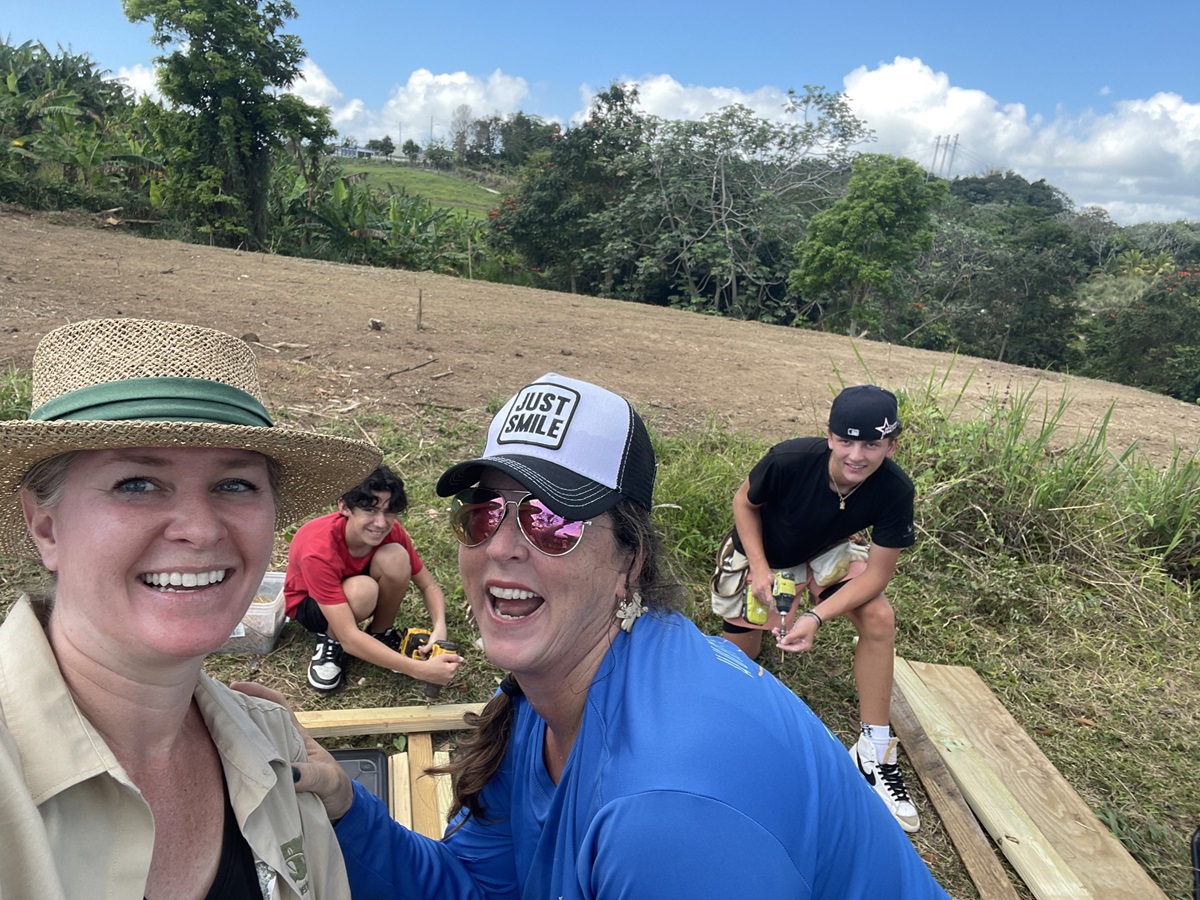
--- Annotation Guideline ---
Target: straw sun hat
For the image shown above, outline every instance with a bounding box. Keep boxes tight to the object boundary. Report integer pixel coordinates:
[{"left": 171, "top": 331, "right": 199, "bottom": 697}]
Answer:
[{"left": 0, "top": 318, "right": 382, "bottom": 555}]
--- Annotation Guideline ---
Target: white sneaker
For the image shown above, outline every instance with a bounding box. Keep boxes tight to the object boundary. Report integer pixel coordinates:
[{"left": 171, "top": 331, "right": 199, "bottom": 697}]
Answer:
[
  {"left": 850, "top": 734, "right": 921, "bottom": 833},
  {"left": 307, "top": 634, "right": 346, "bottom": 692}
]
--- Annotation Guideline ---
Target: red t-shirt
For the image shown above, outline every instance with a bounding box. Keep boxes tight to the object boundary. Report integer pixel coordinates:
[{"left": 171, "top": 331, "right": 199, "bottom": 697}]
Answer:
[{"left": 283, "top": 511, "right": 424, "bottom": 617}]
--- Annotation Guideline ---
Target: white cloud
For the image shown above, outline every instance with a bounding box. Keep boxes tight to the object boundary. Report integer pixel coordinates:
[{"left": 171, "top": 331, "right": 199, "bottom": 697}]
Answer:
[
  {"left": 573, "top": 75, "right": 791, "bottom": 126},
  {"left": 292, "top": 58, "right": 343, "bottom": 109},
  {"left": 114, "top": 64, "right": 159, "bottom": 102},
  {"left": 296, "top": 61, "right": 530, "bottom": 145},
  {"left": 841, "top": 57, "right": 1200, "bottom": 224}
]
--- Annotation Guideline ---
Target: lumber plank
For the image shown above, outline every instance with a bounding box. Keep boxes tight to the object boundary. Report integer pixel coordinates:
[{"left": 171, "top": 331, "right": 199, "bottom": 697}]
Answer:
[
  {"left": 388, "top": 752, "right": 412, "bottom": 829},
  {"left": 890, "top": 675, "right": 1022, "bottom": 900},
  {"left": 909, "top": 661, "right": 1166, "bottom": 900},
  {"left": 893, "top": 659, "right": 1090, "bottom": 898},
  {"left": 408, "top": 732, "right": 441, "bottom": 839},
  {"left": 295, "top": 702, "right": 484, "bottom": 737}
]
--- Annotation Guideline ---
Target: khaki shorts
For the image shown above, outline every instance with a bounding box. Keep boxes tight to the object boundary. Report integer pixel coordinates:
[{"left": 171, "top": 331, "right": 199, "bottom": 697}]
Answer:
[{"left": 710, "top": 537, "right": 869, "bottom": 632}]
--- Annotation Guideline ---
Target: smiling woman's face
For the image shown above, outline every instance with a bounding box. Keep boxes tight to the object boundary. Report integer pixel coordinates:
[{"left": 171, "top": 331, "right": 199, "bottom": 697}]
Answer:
[
  {"left": 21, "top": 445, "right": 277, "bottom": 663},
  {"left": 459, "top": 472, "right": 631, "bottom": 690}
]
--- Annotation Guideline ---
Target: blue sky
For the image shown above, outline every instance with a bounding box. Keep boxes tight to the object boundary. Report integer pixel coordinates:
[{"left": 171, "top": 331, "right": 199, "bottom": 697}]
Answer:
[{"left": 8, "top": 1, "right": 1199, "bottom": 224}]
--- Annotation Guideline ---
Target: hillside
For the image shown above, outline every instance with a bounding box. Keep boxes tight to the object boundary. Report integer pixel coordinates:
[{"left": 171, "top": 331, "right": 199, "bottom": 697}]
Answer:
[{"left": 2, "top": 205, "right": 1198, "bottom": 464}]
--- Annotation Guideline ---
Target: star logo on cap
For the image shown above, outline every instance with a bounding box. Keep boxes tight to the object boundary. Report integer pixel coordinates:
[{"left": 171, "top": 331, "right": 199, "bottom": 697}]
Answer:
[{"left": 875, "top": 418, "right": 899, "bottom": 439}]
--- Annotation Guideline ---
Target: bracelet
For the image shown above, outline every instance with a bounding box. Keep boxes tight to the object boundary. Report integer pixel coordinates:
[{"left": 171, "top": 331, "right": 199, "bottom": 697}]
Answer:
[{"left": 801, "top": 609, "right": 823, "bottom": 628}]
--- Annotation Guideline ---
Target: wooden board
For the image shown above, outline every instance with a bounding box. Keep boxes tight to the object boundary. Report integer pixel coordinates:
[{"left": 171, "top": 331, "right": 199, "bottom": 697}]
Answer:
[
  {"left": 295, "top": 702, "right": 484, "bottom": 737},
  {"left": 387, "top": 752, "right": 412, "bottom": 829},
  {"left": 906, "top": 660, "right": 1166, "bottom": 900},
  {"left": 407, "top": 732, "right": 442, "bottom": 839},
  {"left": 894, "top": 659, "right": 1090, "bottom": 898},
  {"left": 889, "top": 680, "right": 1022, "bottom": 899}
]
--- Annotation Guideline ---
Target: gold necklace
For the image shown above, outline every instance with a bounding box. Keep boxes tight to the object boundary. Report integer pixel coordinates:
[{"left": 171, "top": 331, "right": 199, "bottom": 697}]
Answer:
[{"left": 831, "top": 479, "right": 862, "bottom": 510}]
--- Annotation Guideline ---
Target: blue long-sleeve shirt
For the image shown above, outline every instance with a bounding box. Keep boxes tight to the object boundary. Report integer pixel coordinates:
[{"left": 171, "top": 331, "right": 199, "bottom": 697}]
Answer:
[{"left": 335, "top": 612, "right": 950, "bottom": 899}]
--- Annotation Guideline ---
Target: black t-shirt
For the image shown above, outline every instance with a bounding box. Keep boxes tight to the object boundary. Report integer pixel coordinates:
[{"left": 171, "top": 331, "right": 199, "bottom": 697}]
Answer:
[
  {"left": 732, "top": 437, "right": 915, "bottom": 568},
  {"left": 203, "top": 786, "right": 261, "bottom": 900}
]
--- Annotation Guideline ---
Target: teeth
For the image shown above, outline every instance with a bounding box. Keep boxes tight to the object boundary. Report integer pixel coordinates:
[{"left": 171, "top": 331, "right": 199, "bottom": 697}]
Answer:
[
  {"left": 490, "top": 587, "right": 538, "bottom": 600},
  {"left": 142, "top": 570, "right": 227, "bottom": 588}
]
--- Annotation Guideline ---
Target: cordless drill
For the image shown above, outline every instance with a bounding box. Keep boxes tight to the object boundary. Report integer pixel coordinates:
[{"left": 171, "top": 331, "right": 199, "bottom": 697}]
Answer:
[
  {"left": 744, "top": 572, "right": 797, "bottom": 640},
  {"left": 400, "top": 628, "right": 459, "bottom": 700}
]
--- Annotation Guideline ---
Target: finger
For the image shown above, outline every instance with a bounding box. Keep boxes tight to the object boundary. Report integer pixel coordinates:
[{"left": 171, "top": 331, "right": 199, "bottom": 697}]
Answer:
[{"left": 292, "top": 761, "right": 355, "bottom": 821}]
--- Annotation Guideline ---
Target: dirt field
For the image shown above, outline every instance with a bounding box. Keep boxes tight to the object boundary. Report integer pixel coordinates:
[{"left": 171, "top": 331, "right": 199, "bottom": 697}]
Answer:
[{"left": 3, "top": 204, "right": 1198, "bottom": 463}]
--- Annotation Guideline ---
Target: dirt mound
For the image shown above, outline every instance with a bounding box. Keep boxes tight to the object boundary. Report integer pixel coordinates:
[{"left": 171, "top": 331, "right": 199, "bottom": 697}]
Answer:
[{"left": 1, "top": 205, "right": 1192, "bottom": 463}]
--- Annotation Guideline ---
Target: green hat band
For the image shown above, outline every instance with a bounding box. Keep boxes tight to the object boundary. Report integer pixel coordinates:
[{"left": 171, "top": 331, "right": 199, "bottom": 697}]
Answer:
[{"left": 30, "top": 377, "right": 274, "bottom": 427}]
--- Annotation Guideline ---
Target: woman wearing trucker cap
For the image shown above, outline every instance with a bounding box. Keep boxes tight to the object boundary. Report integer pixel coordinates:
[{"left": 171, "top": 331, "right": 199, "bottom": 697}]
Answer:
[
  {"left": 288, "top": 373, "right": 949, "bottom": 898},
  {"left": 0, "top": 318, "right": 378, "bottom": 899}
]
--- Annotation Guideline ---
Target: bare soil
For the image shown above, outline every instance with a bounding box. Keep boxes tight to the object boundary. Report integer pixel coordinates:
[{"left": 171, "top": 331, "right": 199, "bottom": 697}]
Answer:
[{"left": 2, "top": 204, "right": 1197, "bottom": 463}]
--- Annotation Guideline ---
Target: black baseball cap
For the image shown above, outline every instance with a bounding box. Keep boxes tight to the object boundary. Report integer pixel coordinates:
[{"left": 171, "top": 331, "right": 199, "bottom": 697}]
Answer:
[{"left": 828, "top": 385, "right": 901, "bottom": 441}]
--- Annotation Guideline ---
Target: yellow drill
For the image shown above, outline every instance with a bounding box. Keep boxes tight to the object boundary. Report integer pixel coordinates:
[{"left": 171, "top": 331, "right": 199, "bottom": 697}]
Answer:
[{"left": 400, "top": 628, "right": 460, "bottom": 700}]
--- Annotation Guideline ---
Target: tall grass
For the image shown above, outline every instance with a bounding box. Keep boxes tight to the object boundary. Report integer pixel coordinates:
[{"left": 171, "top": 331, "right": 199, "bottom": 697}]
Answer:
[
  {"left": 0, "top": 368, "right": 1195, "bottom": 897},
  {"left": 0, "top": 366, "right": 31, "bottom": 421}
]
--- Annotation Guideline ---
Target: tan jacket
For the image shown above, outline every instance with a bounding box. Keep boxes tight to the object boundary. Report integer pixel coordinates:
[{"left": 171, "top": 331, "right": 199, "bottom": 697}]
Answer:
[{"left": 0, "top": 597, "right": 350, "bottom": 899}]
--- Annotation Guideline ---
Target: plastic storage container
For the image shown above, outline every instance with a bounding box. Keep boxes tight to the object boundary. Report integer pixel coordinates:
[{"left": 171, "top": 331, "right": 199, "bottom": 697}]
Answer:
[
  {"left": 331, "top": 748, "right": 390, "bottom": 812},
  {"left": 217, "top": 571, "right": 286, "bottom": 654}
]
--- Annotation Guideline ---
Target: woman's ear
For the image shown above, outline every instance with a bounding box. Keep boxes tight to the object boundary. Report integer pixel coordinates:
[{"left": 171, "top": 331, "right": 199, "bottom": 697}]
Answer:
[{"left": 20, "top": 490, "right": 60, "bottom": 571}]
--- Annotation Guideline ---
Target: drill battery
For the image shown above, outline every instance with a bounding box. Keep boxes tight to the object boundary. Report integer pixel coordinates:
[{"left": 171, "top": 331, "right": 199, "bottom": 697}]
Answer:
[{"left": 744, "top": 571, "right": 797, "bottom": 626}]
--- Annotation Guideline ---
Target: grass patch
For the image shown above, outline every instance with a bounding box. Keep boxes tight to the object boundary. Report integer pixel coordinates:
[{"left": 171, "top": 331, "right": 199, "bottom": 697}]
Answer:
[
  {"left": 334, "top": 161, "right": 507, "bottom": 219},
  {"left": 0, "top": 368, "right": 1196, "bottom": 897}
]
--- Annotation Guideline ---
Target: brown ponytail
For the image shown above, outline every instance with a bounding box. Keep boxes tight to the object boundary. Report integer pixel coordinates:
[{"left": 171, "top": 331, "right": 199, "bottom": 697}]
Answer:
[{"left": 430, "top": 674, "right": 523, "bottom": 832}]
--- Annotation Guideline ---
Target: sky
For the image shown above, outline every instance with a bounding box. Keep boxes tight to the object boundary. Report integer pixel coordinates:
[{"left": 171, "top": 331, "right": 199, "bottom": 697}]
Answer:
[{"left": 7, "top": 1, "right": 1199, "bottom": 225}]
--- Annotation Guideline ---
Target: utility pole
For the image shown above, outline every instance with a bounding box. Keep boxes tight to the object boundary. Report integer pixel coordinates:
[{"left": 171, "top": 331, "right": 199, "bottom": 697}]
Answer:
[{"left": 945, "top": 134, "right": 960, "bottom": 179}]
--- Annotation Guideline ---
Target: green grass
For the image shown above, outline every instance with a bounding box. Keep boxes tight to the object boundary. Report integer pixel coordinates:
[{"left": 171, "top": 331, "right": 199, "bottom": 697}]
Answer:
[
  {"left": 1, "top": 367, "right": 1197, "bottom": 898},
  {"left": 334, "top": 160, "right": 509, "bottom": 219}
]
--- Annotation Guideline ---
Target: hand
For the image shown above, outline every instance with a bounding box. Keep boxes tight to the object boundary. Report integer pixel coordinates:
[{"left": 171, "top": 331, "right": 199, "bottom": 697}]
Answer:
[
  {"left": 417, "top": 624, "right": 449, "bottom": 658},
  {"left": 417, "top": 650, "right": 464, "bottom": 686},
  {"left": 777, "top": 613, "right": 819, "bottom": 654},
  {"left": 231, "top": 681, "right": 355, "bottom": 821},
  {"left": 748, "top": 565, "right": 775, "bottom": 610}
]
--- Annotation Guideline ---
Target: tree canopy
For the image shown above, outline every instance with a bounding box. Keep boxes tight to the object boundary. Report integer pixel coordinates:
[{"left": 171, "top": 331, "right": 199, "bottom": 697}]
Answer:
[{"left": 122, "top": 0, "right": 332, "bottom": 247}]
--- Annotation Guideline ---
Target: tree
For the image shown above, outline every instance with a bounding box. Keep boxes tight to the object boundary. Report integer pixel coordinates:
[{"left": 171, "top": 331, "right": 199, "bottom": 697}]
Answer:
[
  {"left": 449, "top": 104, "right": 472, "bottom": 158},
  {"left": 401, "top": 138, "right": 421, "bottom": 163},
  {"left": 790, "top": 154, "right": 945, "bottom": 335},
  {"left": 492, "top": 83, "right": 868, "bottom": 308},
  {"left": 488, "top": 82, "right": 648, "bottom": 294},
  {"left": 1073, "top": 266, "right": 1200, "bottom": 399},
  {"left": 423, "top": 139, "right": 454, "bottom": 170},
  {"left": 365, "top": 135, "right": 394, "bottom": 157},
  {"left": 123, "top": 0, "right": 330, "bottom": 247},
  {"left": 465, "top": 114, "right": 501, "bottom": 166},
  {"left": 1123, "top": 220, "right": 1200, "bottom": 265},
  {"left": 497, "top": 111, "right": 557, "bottom": 167},
  {"left": 586, "top": 89, "right": 868, "bottom": 318}
]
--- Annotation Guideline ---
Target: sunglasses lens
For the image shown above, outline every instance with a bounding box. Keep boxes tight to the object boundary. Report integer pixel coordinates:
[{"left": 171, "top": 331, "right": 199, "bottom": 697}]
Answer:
[
  {"left": 518, "top": 499, "right": 586, "bottom": 556},
  {"left": 449, "top": 489, "right": 505, "bottom": 547}
]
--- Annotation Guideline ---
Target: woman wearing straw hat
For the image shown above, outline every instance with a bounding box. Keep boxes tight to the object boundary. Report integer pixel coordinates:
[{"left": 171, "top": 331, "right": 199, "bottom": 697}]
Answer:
[
  {"left": 0, "top": 318, "right": 379, "bottom": 899},
  {"left": 275, "top": 373, "right": 950, "bottom": 899}
]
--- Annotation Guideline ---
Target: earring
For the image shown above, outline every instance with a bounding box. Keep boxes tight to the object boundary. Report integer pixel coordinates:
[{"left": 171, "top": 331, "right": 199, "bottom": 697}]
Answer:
[{"left": 616, "top": 591, "right": 647, "bottom": 632}]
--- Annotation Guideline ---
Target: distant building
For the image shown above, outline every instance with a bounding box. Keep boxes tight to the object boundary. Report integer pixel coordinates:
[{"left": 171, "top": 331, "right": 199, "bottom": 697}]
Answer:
[{"left": 335, "top": 145, "right": 378, "bottom": 160}]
